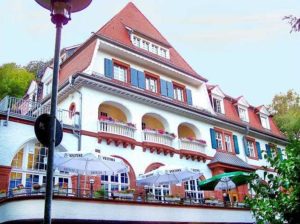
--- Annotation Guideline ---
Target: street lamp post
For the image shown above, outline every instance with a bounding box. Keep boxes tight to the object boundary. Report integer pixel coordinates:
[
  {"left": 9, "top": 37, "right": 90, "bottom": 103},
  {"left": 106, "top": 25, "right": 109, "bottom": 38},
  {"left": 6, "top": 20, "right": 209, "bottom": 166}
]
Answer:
[
  {"left": 89, "top": 178, "right": 95, "bottom": 198},
  {"left": 34, "top": 1, "right": 92, "bottom": 224}
]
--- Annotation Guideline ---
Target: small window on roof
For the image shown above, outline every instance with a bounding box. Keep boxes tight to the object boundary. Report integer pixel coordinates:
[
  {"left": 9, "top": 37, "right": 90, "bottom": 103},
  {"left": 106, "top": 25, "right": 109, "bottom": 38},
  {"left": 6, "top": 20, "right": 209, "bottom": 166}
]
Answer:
[{"left": 260, "top": 115, "right": 270, "bottom": 129}]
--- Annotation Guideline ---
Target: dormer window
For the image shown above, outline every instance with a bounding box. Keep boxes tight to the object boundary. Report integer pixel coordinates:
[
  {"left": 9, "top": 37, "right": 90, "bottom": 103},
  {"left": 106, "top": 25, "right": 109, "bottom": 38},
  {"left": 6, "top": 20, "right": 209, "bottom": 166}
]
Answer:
[
  {"left": 210, "top": 86, "right": 225, "bottom": 114},
  {"left": 131, "top": 34, "right": 170, "bottom": 59},
  {"left": 236, "top": 96, "right": 250, "bottom": 122},
  {"left": 257, "top": 105, "right": 270, "bottom": 130},
  {"left": 213, "top": 98, "right": 222, "bottom": 113},
  {"left": 260, "top": 115, "right": 270, "bottom": 129}
]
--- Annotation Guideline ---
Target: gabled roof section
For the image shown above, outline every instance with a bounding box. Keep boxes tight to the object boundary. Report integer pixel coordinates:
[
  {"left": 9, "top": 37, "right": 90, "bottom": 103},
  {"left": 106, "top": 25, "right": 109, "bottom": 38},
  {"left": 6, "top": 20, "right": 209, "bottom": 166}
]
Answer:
[
  {"left": 96, "top": 2, "right": 207, "bottom": 82},
  {"left": 236, "top": 96, "right": 249, "bottom": 108},
  {"left": 256, "top": 105, "right": 270, "bottom": 116},
  {"left": 209, "top": 151, "right": 255, "bottom": 171},
  {"left": 209, "top": 85, "right": 225, "bottom": 98}
]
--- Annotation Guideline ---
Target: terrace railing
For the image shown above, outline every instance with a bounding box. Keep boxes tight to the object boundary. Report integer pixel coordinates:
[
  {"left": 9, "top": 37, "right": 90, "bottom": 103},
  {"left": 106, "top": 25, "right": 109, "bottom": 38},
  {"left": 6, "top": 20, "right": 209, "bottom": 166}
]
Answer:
[
  {"left": 178, "top": 138, "right": 206, "bottom": 154},
  {"left": 98, "top": 120, "right": 135, "bottom": 139},
  {"left": 142, "top": 130, "right": 174, "bottom": 147}
]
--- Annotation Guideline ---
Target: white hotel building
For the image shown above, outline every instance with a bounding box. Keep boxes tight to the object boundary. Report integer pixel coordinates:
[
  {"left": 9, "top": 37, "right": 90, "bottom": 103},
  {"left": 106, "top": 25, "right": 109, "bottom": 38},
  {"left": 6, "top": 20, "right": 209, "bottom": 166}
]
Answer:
[{"left": 0, "top": 3, "right": 286, "bottom": 224}]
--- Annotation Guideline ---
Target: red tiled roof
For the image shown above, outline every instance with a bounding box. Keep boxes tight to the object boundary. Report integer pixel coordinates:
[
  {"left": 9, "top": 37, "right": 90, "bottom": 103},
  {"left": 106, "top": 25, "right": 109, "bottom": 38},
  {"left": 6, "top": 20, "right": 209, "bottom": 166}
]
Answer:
[
  {"left": 96, "top": 2, "right": 207, "bottom": 81},
  {"left": 208, "top": 86, "right": 284, "bottom": 139},
  {"left": 59, "top": 38, "right": 97, "bottom": 84}
]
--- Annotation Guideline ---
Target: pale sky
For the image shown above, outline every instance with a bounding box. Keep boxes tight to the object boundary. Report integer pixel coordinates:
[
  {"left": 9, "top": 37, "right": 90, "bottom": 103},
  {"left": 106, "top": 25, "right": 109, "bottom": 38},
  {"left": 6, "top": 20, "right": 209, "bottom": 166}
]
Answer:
[{"left": 0, "top": 0, "right": 299, "bottom": 106}]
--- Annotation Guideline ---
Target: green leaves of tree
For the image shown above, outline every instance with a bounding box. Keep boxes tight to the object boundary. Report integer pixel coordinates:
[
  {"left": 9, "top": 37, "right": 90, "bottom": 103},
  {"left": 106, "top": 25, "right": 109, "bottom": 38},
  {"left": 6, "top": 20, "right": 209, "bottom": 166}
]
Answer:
[{"left": 0, "top": 63, "right": 34, "bottom": 99}]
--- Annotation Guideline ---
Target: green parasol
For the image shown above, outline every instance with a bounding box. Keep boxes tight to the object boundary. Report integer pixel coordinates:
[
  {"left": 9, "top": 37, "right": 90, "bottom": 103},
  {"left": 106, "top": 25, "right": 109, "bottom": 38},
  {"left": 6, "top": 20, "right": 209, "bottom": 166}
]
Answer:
[{"left": 198, "top": 171, "right": 251, "bottom": 191}]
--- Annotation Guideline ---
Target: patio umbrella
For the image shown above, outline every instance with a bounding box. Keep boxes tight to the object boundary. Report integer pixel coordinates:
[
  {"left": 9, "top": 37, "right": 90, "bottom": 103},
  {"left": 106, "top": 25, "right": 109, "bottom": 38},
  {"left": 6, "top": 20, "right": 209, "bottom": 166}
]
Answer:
[
  {"left": 137, "top": 166, "right": 202, "bottom": 186},
  {"left": 54, "top": 152, "right": 129, "bottom": 176},
  {"left": 198, "top": 171, "right": 251, "bottom": 191}
]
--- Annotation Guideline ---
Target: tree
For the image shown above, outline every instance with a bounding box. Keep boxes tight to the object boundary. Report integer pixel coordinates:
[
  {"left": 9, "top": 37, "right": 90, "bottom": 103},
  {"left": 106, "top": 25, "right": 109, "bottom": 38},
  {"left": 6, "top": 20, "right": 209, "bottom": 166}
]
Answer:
[
  {"left": 246, "top": 90, "right": 300, "bottom": 223},
  {"left": 284, "top": 15, "right": 300, "bottom": 32},
  {"left": 245, "top": 139, "right": 300, "bottom": 224},
  {"left": 0, "top": 63, "right": 34, "bottom": 99},
  {"left": 269, "top": 90, "right": 300, "bottom": 138},
  {"left": 24, "top": 59, "right": 52, "bottom": 79}
]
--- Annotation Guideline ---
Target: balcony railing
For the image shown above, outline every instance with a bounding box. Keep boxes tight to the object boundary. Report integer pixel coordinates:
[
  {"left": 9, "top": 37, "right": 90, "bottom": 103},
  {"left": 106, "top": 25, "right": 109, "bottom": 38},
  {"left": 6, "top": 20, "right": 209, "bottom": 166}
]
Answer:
[
  {"left": 178, "top": 138, "right": 206, "bottom": 154},
  {"left": 142, "top": 130, "right": 174, "bottom": 147},
  {"left": 98, "top": 120, "right": 136, "bottom": 139},
  {"left": 0, "top": 96, "right": 79, "bottom": 128}
]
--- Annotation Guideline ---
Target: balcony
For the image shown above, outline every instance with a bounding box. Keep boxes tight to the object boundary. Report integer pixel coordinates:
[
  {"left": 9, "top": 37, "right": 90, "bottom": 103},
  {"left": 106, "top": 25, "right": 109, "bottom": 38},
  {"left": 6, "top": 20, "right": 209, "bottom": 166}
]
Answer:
[
  {"left": 0, "top": 96, "right": 79, "bottom": 128},
  {"left": 142, "top": 129, "right": 174, "bottom": 147},
  {"left": 178, "top": 138, "right": 206, "bottom": 154},
  {"left": 98, "top": 119, "right": 136, "bottom": 148},
  {"left": 0, "top": 190, "right": 254, "bottom": 224}
]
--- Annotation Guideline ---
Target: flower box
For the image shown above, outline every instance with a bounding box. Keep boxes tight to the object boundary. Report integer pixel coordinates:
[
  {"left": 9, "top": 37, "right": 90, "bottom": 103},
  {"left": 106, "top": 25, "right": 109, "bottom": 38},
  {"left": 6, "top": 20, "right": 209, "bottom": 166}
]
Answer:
[
  {"left": 113, "top": 192, "right": 134, "bottom": 200},
  {"left": 164, "top": 196, "right": 181, "bottom": 202}
]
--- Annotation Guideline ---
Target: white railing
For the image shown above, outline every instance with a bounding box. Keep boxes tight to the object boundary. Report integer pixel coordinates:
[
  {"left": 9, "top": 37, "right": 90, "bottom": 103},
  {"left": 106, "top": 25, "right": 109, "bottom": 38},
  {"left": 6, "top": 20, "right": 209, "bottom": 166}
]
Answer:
[
  {"left": 98, "top": 120, "right": 136, "bottom": 139},
  {"left": 178, "top": 138, "right": 206, "bottom": 154},
  {"left": 0, "top": 96, "right": 79, "bottom": 128},
  {"left": 142, "top": 130, "right": 174, "bottom": 147}
]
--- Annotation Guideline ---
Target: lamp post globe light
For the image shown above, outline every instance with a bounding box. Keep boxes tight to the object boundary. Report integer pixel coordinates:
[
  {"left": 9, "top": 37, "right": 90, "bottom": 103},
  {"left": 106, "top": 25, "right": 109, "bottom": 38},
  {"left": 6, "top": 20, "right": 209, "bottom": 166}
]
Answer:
[{"left": 34, "top": 1, "right": 92, "bottom": 223}]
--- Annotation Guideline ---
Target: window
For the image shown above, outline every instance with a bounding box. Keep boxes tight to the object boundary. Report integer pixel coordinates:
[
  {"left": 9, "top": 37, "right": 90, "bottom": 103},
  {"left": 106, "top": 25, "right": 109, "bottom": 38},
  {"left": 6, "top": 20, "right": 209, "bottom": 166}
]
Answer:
[
  {"left": 151, "top": 44, "right": 158, "bottom": 54},
  {"left": 213, "top": 98, "right": 222, "bottom": 113},
  {"left": 224, "top": 134, "right": 232, "bottom": 152},
  {"left": 113, "top": 63, "right": 128, "bottom": 82},
  {"left": 100, "top": 173, "right": 130, "bottom": 196},
  {"left": 9, "top": 143, "right": 70, "bottom": 190},
  {"left": 159, "top": 48, "right": 167, "bottom": 58},
  {"left": 142, "top": 40, "right": 150, "bottom": 51},
  {"left": 145, "top": 185, "right": 170, "bottom": 201},
  {"left": 184, "top": 179, "right": 204, "bottom": 203},
  {"left": 45, "top": 81, "right": 52, "bottom": 96},
  {"left": 214, "top": 128, "right": 235, "bottom": 153},
  {"left": 27, "top": 143, "right": 47, "bottom": 171},
  {"left": 131, "top": 34, "right": 170, "bottom": 59},
  {"left": 145, "top": 76, "right": 158, "bottom": 93},
  {"left": 260, "top": 115, "right": 270, "bottom": 129},
  {"left": 133, "top": 36, "right": 141, "bottom": 47},
  {"left": 247, "top": 140, "right": 256, "bottom": 158},
  {"left": 174, "top": 86, "right": 184, "bottom": 102},
  {"left": 238, "top": 107, "right": 248, "bottom": 122},
  {"left": 216, "top": 131, "right": 223, "bottom": 150},
  {"left": 11, "top": 148, "right": 23, "bottom": 169}
]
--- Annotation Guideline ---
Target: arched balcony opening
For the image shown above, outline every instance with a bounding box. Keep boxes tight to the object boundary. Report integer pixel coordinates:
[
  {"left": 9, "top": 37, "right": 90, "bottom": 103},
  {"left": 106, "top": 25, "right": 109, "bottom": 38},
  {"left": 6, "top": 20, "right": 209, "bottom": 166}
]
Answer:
[
  {"left": 141, "top": 113, "right": 174, "bottom": 150},
  {"left": 9, "top": 140, "right": 69, "bottom": 193},
  {"left": 98, "top": 102, "right": 136, "bottom": 143},
  {"left": 178, "top": 123, "right": 206, "bottom": 154}
]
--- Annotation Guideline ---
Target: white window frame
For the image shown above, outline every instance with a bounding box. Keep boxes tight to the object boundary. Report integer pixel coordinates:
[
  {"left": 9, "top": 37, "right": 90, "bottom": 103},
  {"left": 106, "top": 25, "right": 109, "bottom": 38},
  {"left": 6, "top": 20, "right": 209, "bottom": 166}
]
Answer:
[
  {"left": 238, "top": 106, "right": 249, "bottom": 122},
  {"left": 130, "top": 34, "right": 170, "bottom": 59},
  {"left": 212, "top": 97, "right": 224, "bottom": 114},
  {"left": 216, "top": 131, "right": 223, "bottom": 150},
  {"left": 145, "top": 76, "right": 158, "bottom": 93},
  {"left": 174, "top": 86, "right": 184, "bottom": 102},
  {"left": 113, "top": 64, "right": 127, "bottom": 82},
  {"left": 224, "top": 134, "right": 233, "bottom": 153},
  {"left": 184, "top": 179, "right": 204, "bottom": 203},
  {"left": 101, "top": 173, "right": 130, "bottom": 196},
  {"left": 247, "top": 140, "right": 256, "bottom": 158},
  {"left": 145, "top": 185, "right": 170, "bottom": 201},
  {"left": 260, "top": 115, "right": 270, "bottom": 129}
]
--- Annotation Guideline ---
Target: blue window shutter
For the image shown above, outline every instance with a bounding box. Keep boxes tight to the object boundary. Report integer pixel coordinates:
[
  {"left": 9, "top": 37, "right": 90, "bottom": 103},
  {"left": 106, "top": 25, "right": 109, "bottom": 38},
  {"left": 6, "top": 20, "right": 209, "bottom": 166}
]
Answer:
[
  {"left": 160, "top": 79, "right": 167, "bottom": 96},
  {"left": 130, "top": 68, "right": 138, "bottom": 87},
  {"left": 277, "top": 147, "right": 283, "bottom": 160},
  {"left": 167, "top": 81, "right": 174, "bottom": 98},
  {"left": 137, "top": 71, "right": 146, "bottom": 89},
  {"left": 256, "top": 141, "right": 262, "bottom": 159},
  {"left": 104, "top": 58, "right": 113, "bottom": 78},
  {"left": 233, "top": 135, "right": 240, "bottom": 154},
  {"left": 186, "top": 89, "right": 193, "bottom": 105},
  {"left": 210, "top": 128, "right": 217, "bottom": 149},
  {"left": 243, "top": 136, "right": 250, "bottom": 157},
  {"left": 265, "top": 144, "right": 271, "bottom": 157}
]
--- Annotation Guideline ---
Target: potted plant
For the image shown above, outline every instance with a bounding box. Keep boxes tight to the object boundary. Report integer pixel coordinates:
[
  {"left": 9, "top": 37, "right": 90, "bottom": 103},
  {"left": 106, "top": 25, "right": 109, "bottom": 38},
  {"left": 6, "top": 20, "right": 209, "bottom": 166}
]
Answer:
[
  {"left": 32, "top": 184, "right": 41, "bottom": 194},
  {"left": 0, "top": 189, "right": 6, "bottom": 198},
  {"left": 94, "top": 187, "right": 107, "bottom": 199},
  {"left": 14, "top": 184, "right": 26, "bottom": 196}
]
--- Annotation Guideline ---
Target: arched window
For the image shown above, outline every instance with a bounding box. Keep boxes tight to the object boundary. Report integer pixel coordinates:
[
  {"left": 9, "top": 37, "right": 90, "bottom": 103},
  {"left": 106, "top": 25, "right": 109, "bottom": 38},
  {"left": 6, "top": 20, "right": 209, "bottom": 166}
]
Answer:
[
  {"left": 69, "top": 103, "right": 76, "bottom": 118},
  {"left": 9, "top": 142, "right": 70, "bottom": 190}
]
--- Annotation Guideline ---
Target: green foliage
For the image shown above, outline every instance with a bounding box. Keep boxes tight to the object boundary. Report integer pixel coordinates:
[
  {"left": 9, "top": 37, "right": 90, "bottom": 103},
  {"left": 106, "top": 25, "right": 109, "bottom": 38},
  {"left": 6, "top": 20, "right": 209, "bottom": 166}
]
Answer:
[
  {"left": 24, "top": 59, "right": 52, "bottom": 79},
  {"left": 245, "top": 139, "right": 300, "bottom": 224},
  {"left": 0, "top": 63, "right": 34, "bottom": 99},
  {"left": 270, "top": 90, "right": 300, "bottom": 138},
  {"left": 94, "top": 187, "right": 107, "bottom": 199}
]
